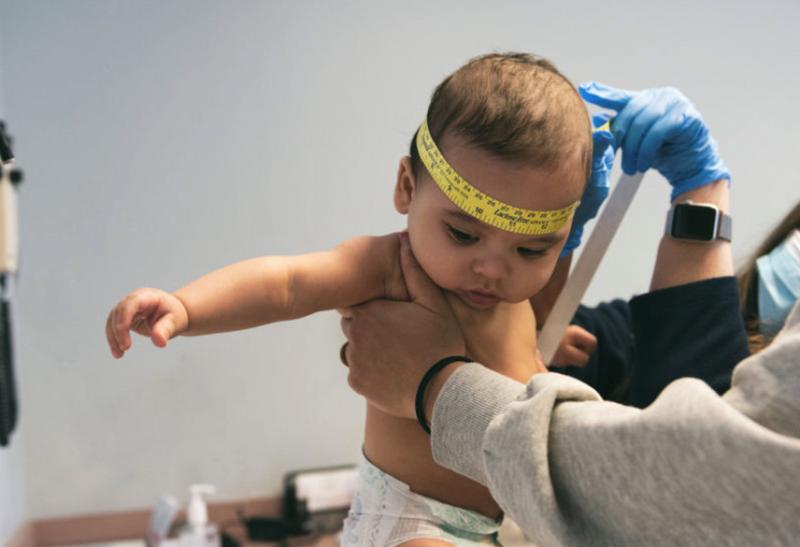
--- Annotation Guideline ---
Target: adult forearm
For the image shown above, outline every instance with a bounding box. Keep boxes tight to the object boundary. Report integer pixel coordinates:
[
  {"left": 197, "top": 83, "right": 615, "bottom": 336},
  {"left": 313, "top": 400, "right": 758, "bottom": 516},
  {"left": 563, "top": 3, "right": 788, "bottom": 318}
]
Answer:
[
  {"left": 650, "top": 179, "right": 732, "bottom": 291},
  {"left": 431, "top": 348, "right": 800, "bottom": 546}
]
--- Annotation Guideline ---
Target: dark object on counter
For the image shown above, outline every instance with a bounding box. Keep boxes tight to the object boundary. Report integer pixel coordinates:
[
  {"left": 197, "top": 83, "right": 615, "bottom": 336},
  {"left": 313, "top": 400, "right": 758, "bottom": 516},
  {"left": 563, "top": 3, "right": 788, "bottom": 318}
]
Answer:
[{"left": 282, "top": 464, "right": 355, "bottom": 535}]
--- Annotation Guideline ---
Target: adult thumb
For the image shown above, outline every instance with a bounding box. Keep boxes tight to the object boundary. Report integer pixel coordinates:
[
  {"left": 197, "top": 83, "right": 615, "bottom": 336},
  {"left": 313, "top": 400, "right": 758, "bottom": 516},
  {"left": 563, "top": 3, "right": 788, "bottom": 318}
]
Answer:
[
  {"left": 398, "top": 233, "right": 448, "bottom": 313},
  {"left": 579, "top": 81, "right": 637, "bottom": 112}
]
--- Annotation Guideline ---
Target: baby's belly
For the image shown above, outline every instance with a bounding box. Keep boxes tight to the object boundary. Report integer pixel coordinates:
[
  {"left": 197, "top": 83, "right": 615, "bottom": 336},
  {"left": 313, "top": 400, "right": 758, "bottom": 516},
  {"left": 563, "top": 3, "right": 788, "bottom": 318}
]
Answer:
[{"left": 363, "top": 403, "right": 502, "bottom": 519}]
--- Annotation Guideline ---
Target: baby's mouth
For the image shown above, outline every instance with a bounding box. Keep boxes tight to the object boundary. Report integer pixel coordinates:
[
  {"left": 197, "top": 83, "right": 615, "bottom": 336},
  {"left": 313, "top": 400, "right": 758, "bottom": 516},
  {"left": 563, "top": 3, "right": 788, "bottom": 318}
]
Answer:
[{"left": 459, "top": 289, "right": 502, "bottom": 308}]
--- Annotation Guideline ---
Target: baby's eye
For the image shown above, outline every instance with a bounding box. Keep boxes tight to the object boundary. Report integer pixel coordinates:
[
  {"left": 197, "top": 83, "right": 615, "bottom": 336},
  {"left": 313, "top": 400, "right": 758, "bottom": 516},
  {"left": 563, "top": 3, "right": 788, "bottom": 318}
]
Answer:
[
  {"left": 517, "top": 247, "right": 546, "bottom": 258},
  {"left": 447, "top": 225, "right": 478, "bottom": 244}
]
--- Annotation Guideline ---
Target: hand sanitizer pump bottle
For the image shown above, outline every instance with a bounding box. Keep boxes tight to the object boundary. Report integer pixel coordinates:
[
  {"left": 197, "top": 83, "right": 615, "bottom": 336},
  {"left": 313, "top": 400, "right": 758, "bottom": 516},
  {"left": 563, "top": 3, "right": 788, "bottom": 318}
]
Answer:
[{"left": 179, "top": 484, "right": 221, "bottom": 547}]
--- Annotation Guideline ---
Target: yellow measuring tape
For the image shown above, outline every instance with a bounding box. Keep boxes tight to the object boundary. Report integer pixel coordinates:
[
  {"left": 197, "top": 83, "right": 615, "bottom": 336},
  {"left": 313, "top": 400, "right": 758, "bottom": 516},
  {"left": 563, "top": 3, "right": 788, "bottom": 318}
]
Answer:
[{"left": 416, "top": 120, "right": 580, "bottom": 236}]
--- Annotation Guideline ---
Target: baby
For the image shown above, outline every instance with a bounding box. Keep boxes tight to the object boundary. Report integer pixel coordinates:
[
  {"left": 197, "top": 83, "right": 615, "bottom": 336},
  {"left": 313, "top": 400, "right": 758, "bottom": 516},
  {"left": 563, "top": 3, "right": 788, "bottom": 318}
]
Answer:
[{"left": 106, "top": 53, "right": 592, "bottom": 546}]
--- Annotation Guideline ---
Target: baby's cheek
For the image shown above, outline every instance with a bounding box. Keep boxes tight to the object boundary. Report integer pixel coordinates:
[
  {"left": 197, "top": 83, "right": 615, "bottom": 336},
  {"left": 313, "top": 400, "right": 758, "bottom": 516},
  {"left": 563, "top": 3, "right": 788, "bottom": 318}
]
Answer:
[
  {"left": 519, "top": 265, "right": 557, "bottom": 299},
  {"left": 407, "top": 228, "right": 462, "bottom": 289},
  {"left": 419, "top": 251, "right": 461, "bottom": 291},
  {"left": 424, "top": 254, "right": 464, "bottom": 293}
]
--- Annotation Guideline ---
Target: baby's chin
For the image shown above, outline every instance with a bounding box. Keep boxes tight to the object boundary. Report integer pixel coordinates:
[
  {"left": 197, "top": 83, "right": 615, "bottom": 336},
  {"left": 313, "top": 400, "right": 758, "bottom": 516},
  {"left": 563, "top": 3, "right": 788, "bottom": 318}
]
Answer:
[
  {"left": 463, "top": 293, "right": 537, "bottom": 312},
  {"left": 446, "top": 288, "right": 502, "bottom": 310}
]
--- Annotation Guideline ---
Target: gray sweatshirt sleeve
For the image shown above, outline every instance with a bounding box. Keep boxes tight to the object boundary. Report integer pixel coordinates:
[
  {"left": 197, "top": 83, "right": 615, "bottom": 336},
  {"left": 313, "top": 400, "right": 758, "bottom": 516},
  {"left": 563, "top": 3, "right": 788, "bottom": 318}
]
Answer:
[{"left": 431, "top": 305, "right": 800, "bottom": 547}]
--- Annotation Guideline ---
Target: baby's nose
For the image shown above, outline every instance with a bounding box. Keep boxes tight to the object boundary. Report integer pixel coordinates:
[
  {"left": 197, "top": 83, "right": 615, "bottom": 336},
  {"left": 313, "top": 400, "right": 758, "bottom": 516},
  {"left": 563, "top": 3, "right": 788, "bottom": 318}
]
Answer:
[{"left": 471, "top": 253, "right": 509, "bottom": 281}]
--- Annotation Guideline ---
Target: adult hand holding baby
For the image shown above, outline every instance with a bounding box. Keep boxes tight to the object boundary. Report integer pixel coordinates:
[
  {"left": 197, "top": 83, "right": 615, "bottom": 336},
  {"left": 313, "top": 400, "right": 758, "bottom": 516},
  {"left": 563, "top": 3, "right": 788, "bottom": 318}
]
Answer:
[
  {"left": 340, "top": 233, "right": 466, "bottom": 420},
  {"left": 105, "top": 288, "right": 189, "bottom": 358}
]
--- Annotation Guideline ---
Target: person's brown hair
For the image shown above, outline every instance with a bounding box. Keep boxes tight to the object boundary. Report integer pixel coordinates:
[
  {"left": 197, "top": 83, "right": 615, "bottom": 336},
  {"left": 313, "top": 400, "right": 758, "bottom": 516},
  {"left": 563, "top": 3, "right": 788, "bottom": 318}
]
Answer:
[
  {"left": 738, "top": 200, "right": 800, "bottom": 352},
  {"left": 409, "top": 52, "right": 592, "bottom": 184}
]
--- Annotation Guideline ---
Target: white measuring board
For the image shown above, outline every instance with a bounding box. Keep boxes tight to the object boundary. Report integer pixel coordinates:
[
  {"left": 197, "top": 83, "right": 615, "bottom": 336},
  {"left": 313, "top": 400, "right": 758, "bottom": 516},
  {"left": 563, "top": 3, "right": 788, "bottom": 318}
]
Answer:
[{"left": 538, "top": 172, "right": 645, "bottom": 365}]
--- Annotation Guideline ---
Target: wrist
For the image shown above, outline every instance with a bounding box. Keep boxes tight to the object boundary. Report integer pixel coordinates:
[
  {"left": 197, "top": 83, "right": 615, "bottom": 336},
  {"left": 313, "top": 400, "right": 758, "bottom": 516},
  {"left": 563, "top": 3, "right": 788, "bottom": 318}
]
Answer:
[
  {"left": 652, "top": 179, "right": 733, "bottom": 290},
  {"left": 671, "top": 179, "right": 730, "bottom": 212},
  {"left": 169, "top": 291, "right": 192, "bottom": 336},
  {"left": 423, "top": 362, "right": 464, "bottom": 427},
  {"left": 415, "top": 356, "right": 470, "bottom": 434}
]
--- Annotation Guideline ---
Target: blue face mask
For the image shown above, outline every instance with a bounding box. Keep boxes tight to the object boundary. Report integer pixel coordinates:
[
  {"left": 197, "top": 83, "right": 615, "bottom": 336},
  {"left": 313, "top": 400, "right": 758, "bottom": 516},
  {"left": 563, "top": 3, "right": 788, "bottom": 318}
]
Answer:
[{"left": 757, "top": 229, "right": 800, "bottom": 335}]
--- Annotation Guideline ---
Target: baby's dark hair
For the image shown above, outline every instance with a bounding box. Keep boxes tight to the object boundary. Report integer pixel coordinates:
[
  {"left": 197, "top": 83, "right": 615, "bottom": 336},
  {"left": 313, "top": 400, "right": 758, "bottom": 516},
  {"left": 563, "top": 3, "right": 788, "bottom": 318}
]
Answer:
[{"left": 410, "top": 52, "right": 591, "bottom": 183}]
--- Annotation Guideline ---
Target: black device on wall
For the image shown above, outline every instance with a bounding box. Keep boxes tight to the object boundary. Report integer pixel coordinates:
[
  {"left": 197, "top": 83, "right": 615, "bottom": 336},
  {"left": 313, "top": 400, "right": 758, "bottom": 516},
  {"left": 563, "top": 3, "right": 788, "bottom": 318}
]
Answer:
[
  {"left": 0, "top": 279, "right": 16, "bottom": 447},
  {"left": 0, "top": 120, "right": 22, "bottom": 448}
]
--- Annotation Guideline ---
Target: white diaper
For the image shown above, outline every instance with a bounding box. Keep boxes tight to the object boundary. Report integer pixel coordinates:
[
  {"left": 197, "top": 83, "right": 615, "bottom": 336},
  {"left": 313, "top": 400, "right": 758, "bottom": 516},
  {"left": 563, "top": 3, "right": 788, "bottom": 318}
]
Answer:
[{"left": 341, "top": 452, "right": 502, "bottom": 546}]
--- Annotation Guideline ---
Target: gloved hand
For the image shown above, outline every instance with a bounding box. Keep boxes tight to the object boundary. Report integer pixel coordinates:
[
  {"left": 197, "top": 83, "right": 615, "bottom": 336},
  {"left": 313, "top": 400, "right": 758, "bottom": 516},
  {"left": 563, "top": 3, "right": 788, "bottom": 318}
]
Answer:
[
  {"left": 579, "top": 82, "right": 730, "bottom": 202},
  {"left": 562, "top": 117, "right": 615, "bottom": 256}
]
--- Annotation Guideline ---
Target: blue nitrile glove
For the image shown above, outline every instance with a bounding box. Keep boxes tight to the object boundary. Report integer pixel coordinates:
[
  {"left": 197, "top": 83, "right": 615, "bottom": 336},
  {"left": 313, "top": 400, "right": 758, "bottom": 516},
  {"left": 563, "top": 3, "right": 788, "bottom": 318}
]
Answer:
[
  {"left": 579, "top": 82, "right": 730, "bottom": 202},
  {"left": 561, "top": 116, "right": 615, "bottom": 256}
]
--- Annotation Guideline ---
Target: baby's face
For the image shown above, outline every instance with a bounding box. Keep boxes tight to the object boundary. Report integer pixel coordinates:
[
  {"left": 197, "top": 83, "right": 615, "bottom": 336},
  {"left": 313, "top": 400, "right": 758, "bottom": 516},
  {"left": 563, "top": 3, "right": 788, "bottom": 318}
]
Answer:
[{"left": 395, "top": 136, "right": 585, "bottom": 310}]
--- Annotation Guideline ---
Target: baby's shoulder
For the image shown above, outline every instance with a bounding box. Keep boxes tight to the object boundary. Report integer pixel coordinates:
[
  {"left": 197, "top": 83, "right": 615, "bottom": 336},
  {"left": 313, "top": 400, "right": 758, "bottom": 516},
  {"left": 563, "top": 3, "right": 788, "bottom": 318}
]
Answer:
[{"left": 335, "top": 232, "right": 408, "bottom": 302}]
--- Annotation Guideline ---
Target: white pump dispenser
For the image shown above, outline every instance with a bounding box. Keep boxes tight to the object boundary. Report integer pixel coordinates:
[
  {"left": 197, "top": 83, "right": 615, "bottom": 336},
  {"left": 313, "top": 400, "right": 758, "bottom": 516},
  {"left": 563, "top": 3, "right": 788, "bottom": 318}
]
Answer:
[
  {"left": 179, "top": 484, "right": 220, "bottom": 547},
  {"left": 187, "top": 484, "right": 213, "bottom": 527}
]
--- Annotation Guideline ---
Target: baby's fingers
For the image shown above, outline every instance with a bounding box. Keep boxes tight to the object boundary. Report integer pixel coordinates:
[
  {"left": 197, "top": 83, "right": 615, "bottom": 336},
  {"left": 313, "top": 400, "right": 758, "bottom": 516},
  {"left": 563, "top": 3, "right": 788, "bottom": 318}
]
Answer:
[
  {"left": 551, "top": 325, "right": 597, "bottom": 367},
  {"left": 108, "top": 290, "right": 161, "bottom": 355},
  {"left": 149, "top": 315, "right": 177, "bottom": 348},
  {"left": 569, "top": 325, "right": 598, "bottom": 353},
  {"left": 105, "top": 312, "right": 125, "bottom": 358},
  {"left": 112, "top": 295, "right": 143, "bottom": 350},
  {"left": 553, "top": 344, "right": 591, "bottom": 367}
]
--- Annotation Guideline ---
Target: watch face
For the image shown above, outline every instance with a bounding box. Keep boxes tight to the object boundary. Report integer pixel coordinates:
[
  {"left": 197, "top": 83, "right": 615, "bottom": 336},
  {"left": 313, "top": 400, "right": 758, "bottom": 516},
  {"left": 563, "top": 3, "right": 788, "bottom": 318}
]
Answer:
[{"left": 671, "top": 204, "right": 718, "bottom": 241}]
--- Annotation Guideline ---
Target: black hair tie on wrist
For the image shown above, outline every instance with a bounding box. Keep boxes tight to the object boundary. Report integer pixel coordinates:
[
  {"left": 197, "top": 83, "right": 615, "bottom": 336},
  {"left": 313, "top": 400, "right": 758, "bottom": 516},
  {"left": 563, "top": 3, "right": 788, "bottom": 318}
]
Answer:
[{"left": 415, "top": 355, "right": 472, "bottom": 435}]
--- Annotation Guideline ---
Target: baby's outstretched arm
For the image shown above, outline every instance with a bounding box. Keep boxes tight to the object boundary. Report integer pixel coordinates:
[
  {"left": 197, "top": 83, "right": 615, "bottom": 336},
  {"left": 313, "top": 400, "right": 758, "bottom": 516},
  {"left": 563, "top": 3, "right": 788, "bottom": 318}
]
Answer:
[{"left": 105, "top": 234, "right": 403, "bottom": 358}]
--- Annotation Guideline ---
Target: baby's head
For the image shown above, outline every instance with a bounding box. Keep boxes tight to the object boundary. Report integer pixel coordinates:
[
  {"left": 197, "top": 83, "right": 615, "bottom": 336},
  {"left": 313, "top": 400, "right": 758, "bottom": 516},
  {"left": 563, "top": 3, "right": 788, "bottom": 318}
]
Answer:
[{"left": 394, "top": 52, "right": 591, "bottom": 309}]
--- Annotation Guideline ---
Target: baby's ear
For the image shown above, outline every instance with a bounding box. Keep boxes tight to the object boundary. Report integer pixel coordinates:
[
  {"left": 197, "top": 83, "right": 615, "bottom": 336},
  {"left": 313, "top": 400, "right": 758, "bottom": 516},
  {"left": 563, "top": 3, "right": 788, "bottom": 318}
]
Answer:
[{"left": 394, "top": 156, "right": 416, "bottom": 214}]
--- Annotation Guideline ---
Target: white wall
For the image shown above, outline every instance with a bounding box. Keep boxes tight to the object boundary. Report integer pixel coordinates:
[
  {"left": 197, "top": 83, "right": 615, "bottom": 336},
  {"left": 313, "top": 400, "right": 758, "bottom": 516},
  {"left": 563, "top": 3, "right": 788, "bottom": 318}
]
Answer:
[
  {"left": 0, "top": 0, "right": 798, "bottom": 520},
  {"left": 0, "top": 24, "right": 28, "bottom": 542}
]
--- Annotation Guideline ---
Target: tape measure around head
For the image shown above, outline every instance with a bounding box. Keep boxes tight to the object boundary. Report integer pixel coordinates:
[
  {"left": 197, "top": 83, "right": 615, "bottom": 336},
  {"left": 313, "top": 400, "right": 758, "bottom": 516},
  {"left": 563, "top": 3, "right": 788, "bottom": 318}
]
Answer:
[{"left": 416, "top": 120, "right": 580, "bottom": 236}]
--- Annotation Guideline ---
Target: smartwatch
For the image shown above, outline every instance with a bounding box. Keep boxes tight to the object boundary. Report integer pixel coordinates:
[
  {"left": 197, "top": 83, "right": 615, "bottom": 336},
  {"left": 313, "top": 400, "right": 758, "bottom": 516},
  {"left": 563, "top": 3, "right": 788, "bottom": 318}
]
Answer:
[{"left": 665, "top": 201, "right": 732, "bottom": 242}]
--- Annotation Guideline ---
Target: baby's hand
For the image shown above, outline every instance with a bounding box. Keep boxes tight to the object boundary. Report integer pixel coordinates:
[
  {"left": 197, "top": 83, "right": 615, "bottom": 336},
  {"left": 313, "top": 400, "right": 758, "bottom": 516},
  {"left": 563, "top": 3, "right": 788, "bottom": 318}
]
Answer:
[
  {"left": 551, "top": 325, "right": 597, "bottom": 367},
  {"left": 105, "top": 288, "right": 189, "bottom": 358}
]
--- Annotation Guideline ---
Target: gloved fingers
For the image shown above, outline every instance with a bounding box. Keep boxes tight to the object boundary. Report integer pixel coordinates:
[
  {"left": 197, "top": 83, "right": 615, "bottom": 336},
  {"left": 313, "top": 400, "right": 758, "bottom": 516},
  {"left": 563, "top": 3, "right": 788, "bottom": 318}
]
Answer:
[
  {"left": 592, "top": 125, "right": 615, "bottom": 145},
  {"left": 579, "top": 81, "right": 637, "bottom": 112},
  {"left": 610, "top": 93, "right": 651, "bottom": 174},
  {"left": 661, "top": 105, "right": 706, "bottom": 147},
  {"left": 619, "top": 92, "right": 676, "bottom": 174},
  {"left": 600, "top": 144, "right": 616, "bottom": 172},
  {"left": 560, "top": 225, "right": 584, "bottom": 256},
  {"left": 636, "top": 101, "right": 688, "bottom": 173},
  {"left": 591, "top": 129, "right": 615, "bottom": 167},
  {"left": 562, "top": 109, "right": 618, "bottom": 258},
  {"left": 569, "top": 183, "right": 609, "bottom": 238},
  {"left": 580, "top": 183, "right": 610, "bottom": 204},
  {"left": 592, "top": 112, "right": 615, "bottom": 129},
  {"left": 584, "top": 185, "right": 610, "bottom": 208}
]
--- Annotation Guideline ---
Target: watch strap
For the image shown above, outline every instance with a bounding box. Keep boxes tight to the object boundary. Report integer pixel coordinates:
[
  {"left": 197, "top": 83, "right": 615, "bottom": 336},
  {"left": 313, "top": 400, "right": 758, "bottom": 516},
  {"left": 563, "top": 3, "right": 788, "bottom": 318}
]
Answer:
[{"left": 717, "top": 211, "right": 732, "bottom": 242}]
